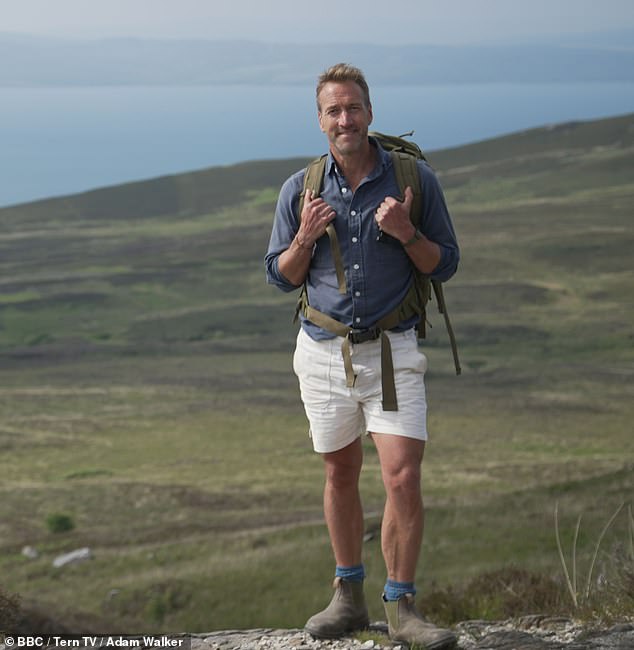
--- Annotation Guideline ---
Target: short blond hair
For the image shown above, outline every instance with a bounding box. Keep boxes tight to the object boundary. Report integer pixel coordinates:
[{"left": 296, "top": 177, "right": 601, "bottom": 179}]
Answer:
[{"left": 316, "top": 63, "right": 371, "bottom": 110}]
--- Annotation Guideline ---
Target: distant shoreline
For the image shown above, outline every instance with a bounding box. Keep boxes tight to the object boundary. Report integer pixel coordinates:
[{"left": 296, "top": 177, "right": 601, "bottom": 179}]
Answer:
[{"left": 2, "top": 34, "right": 634, "bottom": 87}]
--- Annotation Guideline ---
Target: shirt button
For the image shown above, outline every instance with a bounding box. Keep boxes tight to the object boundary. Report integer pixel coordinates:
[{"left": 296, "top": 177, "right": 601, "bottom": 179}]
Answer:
[
  {"left": 341, "top": 187, "right": 348, "bottom": 194},
  {"left": 355, "top": 291, "right": 361, "bottom": 297},
  {"left": 351, "top": 237, "right": 358, "bottom": 243},
  {"left": 355, "top": 317, "right": 361, "bottom": 324},
  {"left": 350, "top": 210, "right": 357, "bottom": 216},
  {"left": 353, "top": 264, "right": 360, "bottom": 270}
]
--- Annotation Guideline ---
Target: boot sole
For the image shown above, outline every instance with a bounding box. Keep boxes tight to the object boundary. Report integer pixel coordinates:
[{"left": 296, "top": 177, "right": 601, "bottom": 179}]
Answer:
[
  {"left": 390, "top": 634, "right": 457, "bottom": 650},
  {"left": 304, "top": 618, "right": 370, "bottom": 639}
]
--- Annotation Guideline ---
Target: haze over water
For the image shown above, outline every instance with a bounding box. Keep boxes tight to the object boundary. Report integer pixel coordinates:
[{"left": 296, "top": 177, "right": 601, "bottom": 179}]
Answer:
[{"left": 2, "top": 81, "right": 633, "bottom": 207}]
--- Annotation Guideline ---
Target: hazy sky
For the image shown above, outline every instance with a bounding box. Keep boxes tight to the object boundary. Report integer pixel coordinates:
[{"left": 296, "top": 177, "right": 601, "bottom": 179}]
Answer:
[{"left": 3, "top": 0, "right": 634, "bottom": 44}]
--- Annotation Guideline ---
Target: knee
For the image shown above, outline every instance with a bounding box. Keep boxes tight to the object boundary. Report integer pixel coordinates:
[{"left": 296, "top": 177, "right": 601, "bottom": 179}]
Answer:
[
  {"left": 324, "top": 460, "right": 361, "bottom": 490},
  {"left": 323, "top": 440, "right": 363, "bottom": 489},
  {"left": 383, "top": 463, "right": 421, "bottom": 498}
]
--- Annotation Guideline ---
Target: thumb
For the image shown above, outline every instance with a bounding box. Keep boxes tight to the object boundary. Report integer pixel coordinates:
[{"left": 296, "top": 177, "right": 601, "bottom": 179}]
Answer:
[{"left": 403, "top": 186, "right": 414, "bottom": 208}]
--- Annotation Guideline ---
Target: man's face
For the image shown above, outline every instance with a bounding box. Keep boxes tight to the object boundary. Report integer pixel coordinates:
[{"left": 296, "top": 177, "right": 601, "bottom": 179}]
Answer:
[{"left": 317, "top": 81, "right": 373, "bottom": 157}]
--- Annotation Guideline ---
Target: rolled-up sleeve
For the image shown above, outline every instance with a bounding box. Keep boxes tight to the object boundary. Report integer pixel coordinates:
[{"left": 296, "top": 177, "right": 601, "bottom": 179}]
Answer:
[
  {"left": 418, "top": 162, "right": 460, "bottom": 282},
  {"left": 264, "top": 171, "right": 305, "bottom": 292}
]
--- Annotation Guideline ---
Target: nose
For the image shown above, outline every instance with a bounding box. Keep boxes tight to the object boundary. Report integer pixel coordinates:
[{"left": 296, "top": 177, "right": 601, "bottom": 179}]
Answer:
[{"left": 338, "top": 110, "right": 354, "bottom": 127}]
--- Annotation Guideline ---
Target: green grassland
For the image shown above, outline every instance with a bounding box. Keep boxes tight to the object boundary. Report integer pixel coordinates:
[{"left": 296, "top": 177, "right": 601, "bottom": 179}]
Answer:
[{"left": 1, "top": 114, "right": 633, "bottom": 633}]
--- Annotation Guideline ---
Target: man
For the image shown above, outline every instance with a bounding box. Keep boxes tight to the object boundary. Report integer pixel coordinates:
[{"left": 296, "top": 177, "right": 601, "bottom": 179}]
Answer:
[{"left": 265, "top": 63, "right": 459, "bottom": 649}]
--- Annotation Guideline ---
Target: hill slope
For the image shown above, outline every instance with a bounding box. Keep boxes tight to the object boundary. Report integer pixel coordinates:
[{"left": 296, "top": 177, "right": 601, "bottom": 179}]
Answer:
[
  {"left": 0, "top": 114, "right": 632, "bottom": 633},
  {"left": 1, "top": 113, "right": 632, "bottom": 354}
]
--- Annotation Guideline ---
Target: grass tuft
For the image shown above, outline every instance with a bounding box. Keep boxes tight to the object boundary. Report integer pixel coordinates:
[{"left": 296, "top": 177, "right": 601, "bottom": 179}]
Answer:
[
  {"left": 421, "top": 567, "right": 567, "bottom": 625},
  {"left": 554, "top": 502, "right": 627, "bottom": 609},
  {"left": 45, "top": 513, "right": 76, "bottom": 534}
]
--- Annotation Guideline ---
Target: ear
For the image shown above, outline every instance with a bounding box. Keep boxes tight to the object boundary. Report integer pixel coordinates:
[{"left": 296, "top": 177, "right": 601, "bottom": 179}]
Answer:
[
  {"left": 318, "top": 110, "right": 325, "bottom": 133},
  {"left": 368, "top": 102, "right": 373, "bottom": 126}
]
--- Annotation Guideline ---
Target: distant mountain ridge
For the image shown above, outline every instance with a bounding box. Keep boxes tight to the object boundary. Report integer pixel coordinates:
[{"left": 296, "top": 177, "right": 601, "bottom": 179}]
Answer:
[
  {"left": 1, "top": 112, "right": 631, "bottom": 220},
  {"left": 2, "top": 32, "right": 634, "bottom": 86}
]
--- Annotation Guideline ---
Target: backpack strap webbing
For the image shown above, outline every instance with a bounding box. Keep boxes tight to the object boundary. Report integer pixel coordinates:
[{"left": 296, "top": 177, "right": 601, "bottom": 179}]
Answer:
[{"left": 431, "top": 280, "right": 461, "bottom": 375}]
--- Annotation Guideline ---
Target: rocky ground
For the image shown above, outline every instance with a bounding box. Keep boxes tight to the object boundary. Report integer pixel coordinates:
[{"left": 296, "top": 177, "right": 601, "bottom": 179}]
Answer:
[
  {"left": 3, "top": 618, "right": 634, "bottom": 650},
  {"left": 191, "top": 618, "right": 634, "bottom": 649}
]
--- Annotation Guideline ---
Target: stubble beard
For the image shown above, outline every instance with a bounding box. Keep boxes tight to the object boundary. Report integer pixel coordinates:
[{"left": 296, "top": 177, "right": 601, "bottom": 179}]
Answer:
[{"left": 332, "top": 128, "right": 367, "bottom": 157}]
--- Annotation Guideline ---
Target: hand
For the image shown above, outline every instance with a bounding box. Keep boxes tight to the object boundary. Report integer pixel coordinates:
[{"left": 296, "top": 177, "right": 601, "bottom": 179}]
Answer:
[
  {"left": 375, "top": 186, "right": 416, "bottom": 244},
  {"left": 296, "top": 190, "right": 336, "bottom": 248}
]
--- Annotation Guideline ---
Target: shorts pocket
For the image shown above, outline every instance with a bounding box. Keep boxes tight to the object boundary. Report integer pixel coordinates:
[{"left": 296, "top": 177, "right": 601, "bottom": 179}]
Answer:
[
  {"left": 390, "top": 330, "right": 428, "bottom": 375},
  {"left": 293, "top": 330, "right": 334, "bottom": 408}
]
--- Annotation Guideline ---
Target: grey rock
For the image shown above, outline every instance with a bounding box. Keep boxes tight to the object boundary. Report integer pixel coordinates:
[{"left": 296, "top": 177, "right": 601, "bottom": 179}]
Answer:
[
  {"left": 52, "top": 547, "right": 92, "bottom": 568},
  {"left": 21, "top": 545, "right": 39, "bottom": 559}
]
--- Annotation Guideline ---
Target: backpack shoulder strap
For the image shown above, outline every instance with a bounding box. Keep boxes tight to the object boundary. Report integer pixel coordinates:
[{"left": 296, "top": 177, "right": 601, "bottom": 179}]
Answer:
[
  {"left": 297, "top": 154, "right": 346, "bottom": 295},
  {"left": 298, "top": 154, "right": 327, "bottom": 218}
]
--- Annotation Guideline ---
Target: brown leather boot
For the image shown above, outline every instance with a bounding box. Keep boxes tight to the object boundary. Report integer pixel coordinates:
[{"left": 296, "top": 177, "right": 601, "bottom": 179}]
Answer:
[
  {"left": 304, "top": 577, "right": 370, "bottom": 638},
  {"left": 383, "top": 593, "right": 457, "bottom": 650}
]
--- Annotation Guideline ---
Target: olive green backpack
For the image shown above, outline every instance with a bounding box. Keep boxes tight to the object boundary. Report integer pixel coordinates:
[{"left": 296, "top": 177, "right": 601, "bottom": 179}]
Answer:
[{"left": 295, "top": 131, "right": 460, "bottom": 411}]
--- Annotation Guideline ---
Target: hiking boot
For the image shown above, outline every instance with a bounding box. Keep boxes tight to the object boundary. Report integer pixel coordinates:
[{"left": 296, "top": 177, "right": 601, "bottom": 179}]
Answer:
[
  {"left": 304, "top": 577, "right": 370, "bottom": 639},
  {"left": 383, "top": 593, "right": 457, "bottom": 650}
]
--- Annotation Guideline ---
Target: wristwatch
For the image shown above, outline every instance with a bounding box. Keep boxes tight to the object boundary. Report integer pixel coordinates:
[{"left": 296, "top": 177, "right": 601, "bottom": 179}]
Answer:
[{"left": 403, "top": 228, "right": 423, "bottom": 248}]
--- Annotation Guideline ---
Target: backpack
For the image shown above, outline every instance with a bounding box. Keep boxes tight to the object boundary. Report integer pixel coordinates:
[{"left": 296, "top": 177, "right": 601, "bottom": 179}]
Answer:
[{"left": 295, "top": 131, "right": 460, "bottom": 411}]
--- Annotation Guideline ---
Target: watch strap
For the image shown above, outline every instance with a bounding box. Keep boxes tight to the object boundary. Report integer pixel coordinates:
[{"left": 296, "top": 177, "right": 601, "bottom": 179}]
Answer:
[{"left": 403, "top": 229, "right": 423, "bottom": 248}]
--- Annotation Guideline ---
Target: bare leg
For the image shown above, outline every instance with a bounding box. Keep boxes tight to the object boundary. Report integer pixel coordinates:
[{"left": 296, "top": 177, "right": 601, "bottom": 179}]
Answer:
[
  {"left": 322, "top": 437, "right": 364, "bottom": 568},
  {"left": 305, "top": 440, "right": 370, "bottom": 639},
  {"left": 370, "top": 433, "right": 425, "bottom": 582}
]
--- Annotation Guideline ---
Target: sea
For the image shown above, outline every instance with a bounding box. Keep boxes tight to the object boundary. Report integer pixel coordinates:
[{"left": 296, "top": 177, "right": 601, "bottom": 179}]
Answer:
[{"left": 1, "top": 82, "right": 633, "bottom": 208}]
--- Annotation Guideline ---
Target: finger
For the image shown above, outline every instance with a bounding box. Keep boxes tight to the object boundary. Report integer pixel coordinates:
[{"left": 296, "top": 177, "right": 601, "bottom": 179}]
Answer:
[{"left": 322, "top": 206, "right": 336, "bottom": 223}]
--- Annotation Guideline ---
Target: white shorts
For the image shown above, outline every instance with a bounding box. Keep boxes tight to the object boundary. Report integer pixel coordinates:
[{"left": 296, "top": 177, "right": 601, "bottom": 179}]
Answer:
[{"left": 293, "top": 327, "right": 428, "bottom": 453}]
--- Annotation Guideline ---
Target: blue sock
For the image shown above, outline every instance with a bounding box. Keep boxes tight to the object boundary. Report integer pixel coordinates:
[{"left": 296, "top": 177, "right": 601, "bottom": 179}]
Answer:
[
  {"left": 383, "top": 578, "right": 416, "bottom": 601},
  {"left": 335, "top": 564, "right": 365, "bottom": 583}
]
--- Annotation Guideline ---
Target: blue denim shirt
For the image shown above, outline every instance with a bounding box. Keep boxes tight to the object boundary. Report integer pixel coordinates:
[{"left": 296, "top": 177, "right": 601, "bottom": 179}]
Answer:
[{"left": 265, "top": 139, "right": 459, "bottom": 341}]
